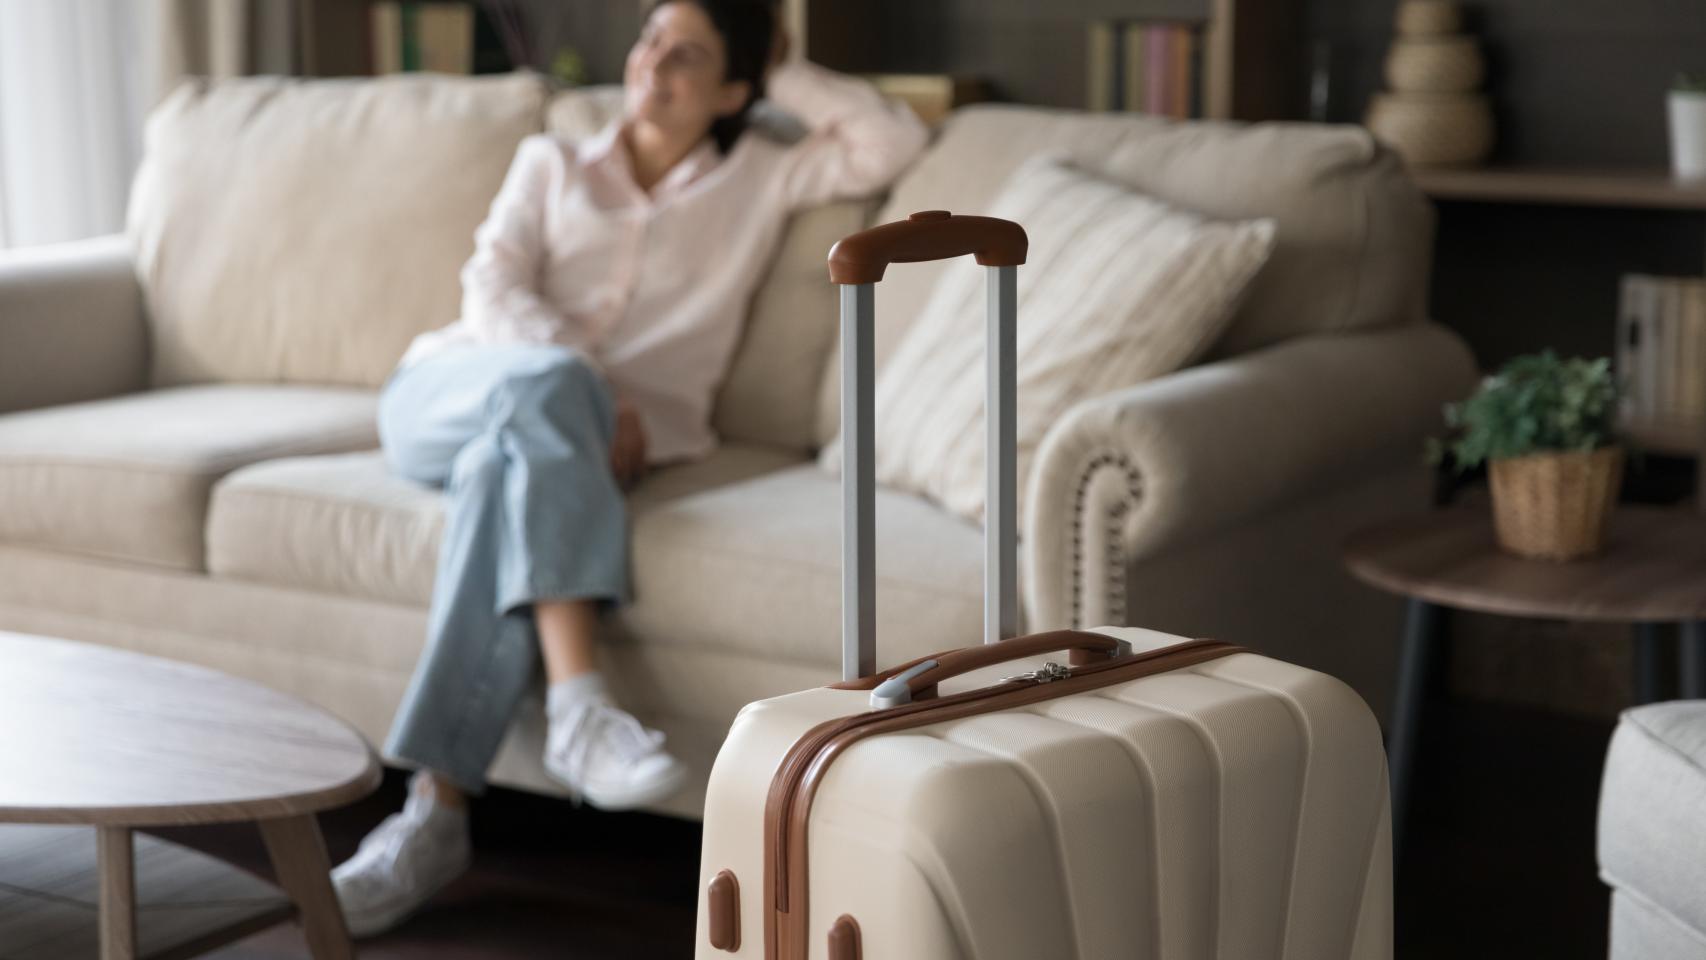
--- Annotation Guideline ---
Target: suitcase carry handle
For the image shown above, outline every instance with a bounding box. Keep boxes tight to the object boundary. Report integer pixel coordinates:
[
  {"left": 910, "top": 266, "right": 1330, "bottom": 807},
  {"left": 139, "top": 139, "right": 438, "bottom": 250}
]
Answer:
[
  {"left": 866, "top": 629, "right": 1135, "bottom": 708},
  {"left": 829, "top": 211, "right": 1029, "bottom": 682}
]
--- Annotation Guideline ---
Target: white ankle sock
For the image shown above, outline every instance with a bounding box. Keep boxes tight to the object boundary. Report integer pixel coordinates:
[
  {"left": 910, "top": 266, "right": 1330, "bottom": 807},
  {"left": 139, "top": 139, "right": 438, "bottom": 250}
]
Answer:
[
  {"left": 547, "top": 672, "right": 610, "bottom": 720},
  {"left": 406, "top": 772, "right": 468, "bottom": 830}
]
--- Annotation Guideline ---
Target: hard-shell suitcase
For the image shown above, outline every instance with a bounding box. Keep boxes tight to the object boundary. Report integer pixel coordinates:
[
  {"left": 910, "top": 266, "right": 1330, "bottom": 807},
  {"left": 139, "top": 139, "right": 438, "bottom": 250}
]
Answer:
[{"left": 694, "top": 212, "right": 1393, "bottom": 960}]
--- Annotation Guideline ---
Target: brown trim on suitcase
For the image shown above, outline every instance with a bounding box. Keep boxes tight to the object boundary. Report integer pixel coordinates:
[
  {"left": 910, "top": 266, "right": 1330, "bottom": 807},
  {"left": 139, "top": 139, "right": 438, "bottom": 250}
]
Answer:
[
  {"left": 827, "top": 915, "right": 862, "bottom": 960},
  {"left": 707, "top": 870, "right": 740, "bottom": 951},
  {"left": 763, "top": 638, "right": 1244, "bottom": 959}
]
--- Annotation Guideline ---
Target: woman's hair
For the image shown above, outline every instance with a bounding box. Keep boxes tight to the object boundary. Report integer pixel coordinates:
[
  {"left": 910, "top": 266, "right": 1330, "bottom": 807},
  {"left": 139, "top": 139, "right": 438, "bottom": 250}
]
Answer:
[{"left": 650, "top": 0, "right": 774, "bottom": 153}]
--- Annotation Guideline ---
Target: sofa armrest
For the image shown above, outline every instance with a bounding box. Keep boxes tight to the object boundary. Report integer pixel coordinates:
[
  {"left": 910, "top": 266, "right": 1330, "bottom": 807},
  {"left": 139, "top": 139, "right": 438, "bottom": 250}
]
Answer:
[
  {"left": 0, "top": 234, "right": 147, "bottom": 415},
  {"left": 1023, "top": 322, "right": 1477, "bottom": 630}
]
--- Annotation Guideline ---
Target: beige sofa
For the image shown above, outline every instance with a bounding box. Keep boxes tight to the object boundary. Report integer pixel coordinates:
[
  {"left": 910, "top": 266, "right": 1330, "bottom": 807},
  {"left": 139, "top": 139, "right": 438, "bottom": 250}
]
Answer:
[{"left": 0, "top": 72, "right": 1474, "bottom": 819}]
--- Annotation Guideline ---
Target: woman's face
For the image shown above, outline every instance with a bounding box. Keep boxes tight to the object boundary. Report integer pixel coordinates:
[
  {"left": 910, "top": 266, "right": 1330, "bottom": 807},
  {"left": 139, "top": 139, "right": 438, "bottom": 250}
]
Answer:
[{"left": 624, "top": 3, "right": 750, "bottom": 140}]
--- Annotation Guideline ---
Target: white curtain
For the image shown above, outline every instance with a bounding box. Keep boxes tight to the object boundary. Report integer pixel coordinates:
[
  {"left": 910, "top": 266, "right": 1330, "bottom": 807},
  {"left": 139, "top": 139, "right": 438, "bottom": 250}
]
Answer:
[{"left": 0, "top": 0, "right": 154, "bottom": 249}]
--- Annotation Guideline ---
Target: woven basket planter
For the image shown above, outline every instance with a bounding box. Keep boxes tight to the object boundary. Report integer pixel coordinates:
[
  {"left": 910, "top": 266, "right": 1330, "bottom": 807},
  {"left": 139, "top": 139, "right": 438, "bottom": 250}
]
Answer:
[{"left": 1487, "top": 447, "right": 1623, "bottom": 561}]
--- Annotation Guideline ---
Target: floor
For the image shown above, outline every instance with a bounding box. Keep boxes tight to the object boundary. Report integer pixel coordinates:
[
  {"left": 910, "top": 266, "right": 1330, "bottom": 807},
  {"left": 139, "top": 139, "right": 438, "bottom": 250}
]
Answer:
[{"left": 164, "top": 697, "right": 1619, "bottom": 959}]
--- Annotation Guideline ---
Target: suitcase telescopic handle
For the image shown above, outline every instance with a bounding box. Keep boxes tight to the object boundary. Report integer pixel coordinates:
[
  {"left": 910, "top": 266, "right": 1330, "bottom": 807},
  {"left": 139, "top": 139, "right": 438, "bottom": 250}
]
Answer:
[{"left": 829, "top": 211, "right": 1029, "bottom": 683}]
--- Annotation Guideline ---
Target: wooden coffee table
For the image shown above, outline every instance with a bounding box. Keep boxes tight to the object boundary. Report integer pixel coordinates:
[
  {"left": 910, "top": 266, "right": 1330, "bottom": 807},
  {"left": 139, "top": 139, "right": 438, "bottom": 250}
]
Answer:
[
  {"left": 1344, "top": 504, "right": 1706, "bottom": 853},
  {"left": 0, "top": 632, "right": 382, "bottom": 959}
]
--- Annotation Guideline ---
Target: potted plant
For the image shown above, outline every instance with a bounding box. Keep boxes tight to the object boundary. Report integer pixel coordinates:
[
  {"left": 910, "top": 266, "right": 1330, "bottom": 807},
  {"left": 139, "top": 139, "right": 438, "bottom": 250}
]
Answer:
[
  {"left": 1672, "top": 72, "right": 1706, "bottom": 181},
  {"left": 1428, "top": 352, "right": 1622, "bottom": 560}
]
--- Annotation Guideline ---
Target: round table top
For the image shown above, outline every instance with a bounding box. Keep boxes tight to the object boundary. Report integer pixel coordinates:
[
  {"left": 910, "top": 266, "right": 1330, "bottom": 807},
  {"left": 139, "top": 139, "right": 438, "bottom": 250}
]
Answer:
[
  {"left": 1343, "top": 504, "right": 1706, "bottom": 623},
  {"left": 0, "top": 632, "right": 381, "bottom": 827}
]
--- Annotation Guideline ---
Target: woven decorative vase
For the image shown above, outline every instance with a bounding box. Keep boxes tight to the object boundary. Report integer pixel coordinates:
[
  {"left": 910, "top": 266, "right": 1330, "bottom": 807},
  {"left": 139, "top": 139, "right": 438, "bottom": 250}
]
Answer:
[
  {"left": 1385, "top": 36, "right": 1486, "bottom": 94},
  {"left": 1366, "top": 92, "right": 1494, "bottom": 166},
  {"left": 1487, "top": 447, "right": 1623, "bottom": 561},
  {"left": 1396, "top": 0, "right": 1462, "bottom": 36}
]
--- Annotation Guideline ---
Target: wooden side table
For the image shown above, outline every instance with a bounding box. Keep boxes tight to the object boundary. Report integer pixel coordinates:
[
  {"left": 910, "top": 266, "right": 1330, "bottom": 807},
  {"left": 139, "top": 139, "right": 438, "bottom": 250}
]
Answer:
[
  {"left": 1344, "top": 505, "right": 1706, "bottom": 853},
  {"left": 0, "top": 632, "right": 381, "bottom": 959}
]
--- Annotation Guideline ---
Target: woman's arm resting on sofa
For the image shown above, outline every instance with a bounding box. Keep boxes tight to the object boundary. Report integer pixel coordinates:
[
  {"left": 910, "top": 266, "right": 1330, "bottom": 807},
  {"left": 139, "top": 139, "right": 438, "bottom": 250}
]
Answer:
[
  {"left": 767, "top": 60, "right": 929, "bottom": 209},
  {"left": 1022, "top": 323, "right": 1478, "bottom": 629},
  {"left": 0, "top": 234, "right": 147, "bottom": 415}
]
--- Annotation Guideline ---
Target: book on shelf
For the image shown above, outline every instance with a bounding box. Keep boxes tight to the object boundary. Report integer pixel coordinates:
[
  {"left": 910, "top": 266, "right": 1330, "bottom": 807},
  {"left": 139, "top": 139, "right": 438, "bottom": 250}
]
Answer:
[
  {"left": 1087, "top": 21, "right": 1116, "bottom": 113},
  {"left": 1618, "top": 273, "right": 1706, "bottom": 444},
  {"left": 372, "top": 2, "right": 476, "bottom": 75},
  {"left": 1085, "top": 20, "right": 1203, "bottom": 120},
  {"left": 1617, "top": 274, "right": 1648, "bottom": 422}
]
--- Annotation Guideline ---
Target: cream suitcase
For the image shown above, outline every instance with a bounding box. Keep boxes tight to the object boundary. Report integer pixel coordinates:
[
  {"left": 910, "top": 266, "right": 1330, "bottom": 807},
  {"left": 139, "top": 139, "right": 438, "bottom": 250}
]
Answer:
[{"left": 694, "top": 213, "right": 1393, "bottom": 960}]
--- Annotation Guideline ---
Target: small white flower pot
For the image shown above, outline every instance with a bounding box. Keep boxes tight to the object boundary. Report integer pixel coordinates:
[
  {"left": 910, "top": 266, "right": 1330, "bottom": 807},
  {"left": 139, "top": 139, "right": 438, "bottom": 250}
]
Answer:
[{"left": 1670, "top": 90, "right": 1706, "bottom": 182}]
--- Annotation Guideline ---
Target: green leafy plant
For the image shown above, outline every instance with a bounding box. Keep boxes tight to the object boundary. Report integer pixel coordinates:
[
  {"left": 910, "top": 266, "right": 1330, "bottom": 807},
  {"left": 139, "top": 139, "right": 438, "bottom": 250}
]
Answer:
[
  {"left": 1675, "top": 73, "right": 1706, "bottom": 94},
  {"left": 1426, "top": 351, "right": 1619, "bottom": 472},
  {"left": 550, "top": 47, "right": 588, "bottom": 88}
]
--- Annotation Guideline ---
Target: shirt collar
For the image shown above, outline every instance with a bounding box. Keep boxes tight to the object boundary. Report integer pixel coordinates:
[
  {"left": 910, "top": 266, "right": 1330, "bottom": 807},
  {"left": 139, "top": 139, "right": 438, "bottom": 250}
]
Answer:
[{"left": 581, "top": 120, "right": 722, "bottom": 203}]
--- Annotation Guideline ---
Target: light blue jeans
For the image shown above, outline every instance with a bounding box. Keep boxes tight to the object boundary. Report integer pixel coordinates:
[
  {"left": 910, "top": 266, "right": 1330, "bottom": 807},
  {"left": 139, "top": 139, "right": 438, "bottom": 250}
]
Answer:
[{"left": 378, "top": 343, "right": 631, "bottom": 794}]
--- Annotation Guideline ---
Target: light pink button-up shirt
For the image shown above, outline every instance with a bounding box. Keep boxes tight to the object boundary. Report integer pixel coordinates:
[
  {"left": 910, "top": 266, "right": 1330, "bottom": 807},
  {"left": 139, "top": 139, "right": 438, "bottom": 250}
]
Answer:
[{"left": 399, "top": 61, "right": 929, "bottom": 465}]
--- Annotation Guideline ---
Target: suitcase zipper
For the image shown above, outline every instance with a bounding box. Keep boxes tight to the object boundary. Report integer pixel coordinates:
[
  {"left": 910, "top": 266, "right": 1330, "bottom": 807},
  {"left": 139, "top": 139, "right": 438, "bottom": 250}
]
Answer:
[
  {"left": 999, "top": 661, "right": 1073, "bottom": 684},
  {"left": 762, "top": 638, "right": 1243, "bottom": 959}
]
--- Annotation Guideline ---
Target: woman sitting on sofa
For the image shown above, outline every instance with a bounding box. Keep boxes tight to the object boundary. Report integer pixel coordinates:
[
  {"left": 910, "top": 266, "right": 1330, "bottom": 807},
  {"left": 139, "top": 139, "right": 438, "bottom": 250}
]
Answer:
[{"left": 331, "top": 0, "right": 928, "bottom": 936}]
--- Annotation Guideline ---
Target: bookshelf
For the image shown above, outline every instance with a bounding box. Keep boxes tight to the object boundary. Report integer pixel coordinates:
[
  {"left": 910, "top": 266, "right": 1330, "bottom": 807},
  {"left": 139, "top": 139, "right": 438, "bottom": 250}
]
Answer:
[
  {"left": 1416, "top": 167, "right": 1706, "bottom": 459},
  {"left": 1202, "top": 0, "right": 1302, "bottom": 121},
  {"left": 299, "top": 0, "right": 647, "bottom": 81},
  {"left": 1413, "top": 167, "right": 1706, "bottom": 213},
  {"left": 785, "top": 0, "right": 1301, "bottom": 121}
]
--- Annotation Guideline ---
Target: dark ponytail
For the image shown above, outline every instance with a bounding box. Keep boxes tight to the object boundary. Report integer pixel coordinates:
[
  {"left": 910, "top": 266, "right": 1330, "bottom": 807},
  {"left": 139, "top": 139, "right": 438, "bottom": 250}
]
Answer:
[{"left": 652, "top": 0, "right": 775, "bottom": 153}]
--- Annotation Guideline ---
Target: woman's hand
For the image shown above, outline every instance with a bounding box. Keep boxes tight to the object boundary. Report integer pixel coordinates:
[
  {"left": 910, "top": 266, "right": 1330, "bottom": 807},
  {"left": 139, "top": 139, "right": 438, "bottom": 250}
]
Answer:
[{"left": 610, "top": 400, "right": 648, "bottom": 492}]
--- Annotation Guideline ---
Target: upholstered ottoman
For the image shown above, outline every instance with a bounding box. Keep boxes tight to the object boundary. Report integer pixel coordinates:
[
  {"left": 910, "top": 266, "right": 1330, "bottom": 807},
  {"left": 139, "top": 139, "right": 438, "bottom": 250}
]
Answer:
[{"left": 1598, "top": 702, "right": 1706, "bottom": 959}]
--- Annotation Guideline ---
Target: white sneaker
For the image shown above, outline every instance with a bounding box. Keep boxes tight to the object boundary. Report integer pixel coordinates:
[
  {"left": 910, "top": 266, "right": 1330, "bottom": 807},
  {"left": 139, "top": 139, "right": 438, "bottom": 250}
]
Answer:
[
  {"left": 331, "top": 772, "right": 471, "bottom": 938},
  {"left": 543, "top": 694, "right": 689, "bottom": 810}
]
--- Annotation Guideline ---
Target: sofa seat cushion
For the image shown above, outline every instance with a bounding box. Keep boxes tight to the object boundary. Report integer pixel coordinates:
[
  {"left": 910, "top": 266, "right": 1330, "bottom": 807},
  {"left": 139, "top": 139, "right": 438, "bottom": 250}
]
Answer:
[
  {"left": 205, "top": 444, "right": 805, "bottom": 606},
  {"left": 621, "top": 464, "right": 990, "bottom": 668},
  {"left": 0, "top": 385, "right": 379, "bottom": 570},
  {"left": 1598, "top": 702, "right": 1706, "bottom": 953}
]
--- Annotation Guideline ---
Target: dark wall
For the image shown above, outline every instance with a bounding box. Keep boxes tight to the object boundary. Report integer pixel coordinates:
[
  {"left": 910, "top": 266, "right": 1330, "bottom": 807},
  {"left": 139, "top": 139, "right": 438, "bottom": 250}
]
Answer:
[
  {"left": 518, "top": 1, "right": 643, "bottom": 84},
  {"left": 1307, "top": 0, "right": 1706, "bottom": 370},
  {"left": 1309, "top": 0, "right": 1706, "bottom": 165}
]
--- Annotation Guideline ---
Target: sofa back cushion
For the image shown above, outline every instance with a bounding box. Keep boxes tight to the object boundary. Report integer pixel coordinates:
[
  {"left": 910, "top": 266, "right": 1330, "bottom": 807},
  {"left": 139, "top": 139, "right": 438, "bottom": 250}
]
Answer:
[
  {"left": 545, "top": 86, "right": 870, "bottom": 454},
  {"left": 129, "top": 72, "right": 549, "bottom": 388},
  {"left": 815, "top": 106, "right": 1434, "bottom": 445}
]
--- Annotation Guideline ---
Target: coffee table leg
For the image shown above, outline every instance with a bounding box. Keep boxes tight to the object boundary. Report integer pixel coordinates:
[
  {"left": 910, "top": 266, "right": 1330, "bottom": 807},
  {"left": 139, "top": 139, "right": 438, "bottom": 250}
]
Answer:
[
  {"left": 1683, "top": 621, "right": 1706, "bottom": 700},
  {"left": 97, "top": 826, "right": 137, "bottom": 960},
  {"left": 1388, "top": 597, "right": 1440, "bottom": 862},
  {"left": 260, "top": 815, "right": 354, "bottom": 960},
  {"left": 1634, "top": 623, "right": 1665, "bottom": 704}
]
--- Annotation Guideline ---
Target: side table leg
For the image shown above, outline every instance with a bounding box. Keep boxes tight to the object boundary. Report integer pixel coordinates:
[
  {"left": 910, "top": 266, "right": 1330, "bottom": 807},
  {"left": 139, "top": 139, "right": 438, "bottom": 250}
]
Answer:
[
  {"left": 1388, "top": 597, "right": 1441, "bottom": 862},
  {"left": 97, "top": 826, "right": 137, "bottom": 960},
  {"left": 1683, "top": 621, "right": 1706, "bottom": 700},
  {"left": 1634, "top": 623, "right": 1665, "bottom": 705},
  {"left": 260, "top": 815, "right": 354, "bottom": 960}
]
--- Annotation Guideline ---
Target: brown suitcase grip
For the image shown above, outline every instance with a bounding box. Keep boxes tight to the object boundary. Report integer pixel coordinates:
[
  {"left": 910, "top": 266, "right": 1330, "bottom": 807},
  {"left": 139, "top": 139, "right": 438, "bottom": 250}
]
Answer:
[
  {"left": 826, "top": 210, "right": 1027, "bottom": 284},
  {"left": 903, "top": 629, "right": 1125, "bottom": 701}
]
